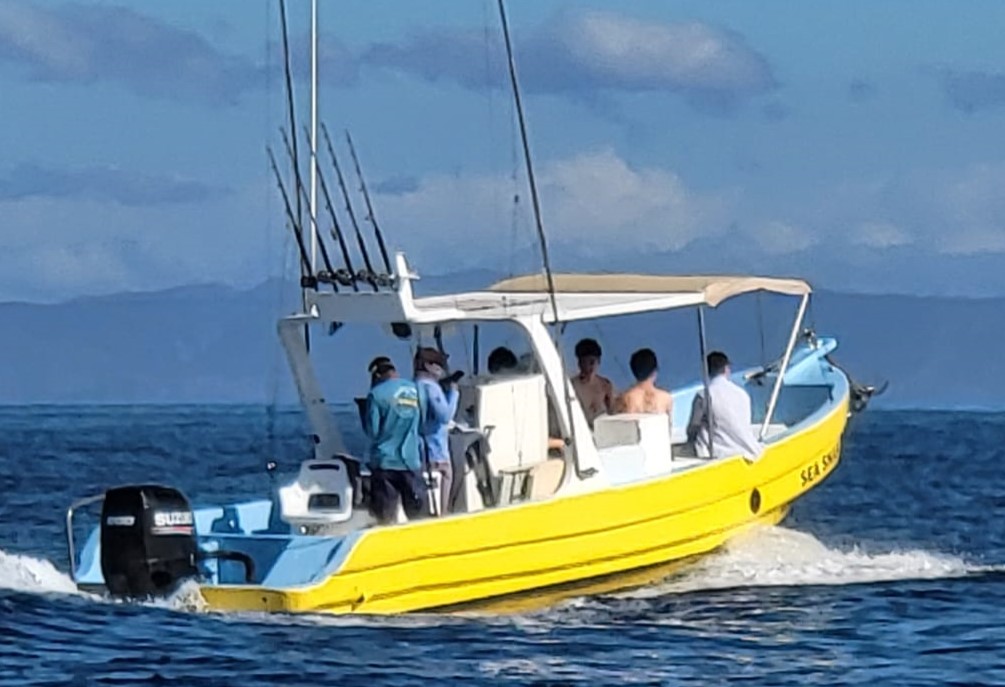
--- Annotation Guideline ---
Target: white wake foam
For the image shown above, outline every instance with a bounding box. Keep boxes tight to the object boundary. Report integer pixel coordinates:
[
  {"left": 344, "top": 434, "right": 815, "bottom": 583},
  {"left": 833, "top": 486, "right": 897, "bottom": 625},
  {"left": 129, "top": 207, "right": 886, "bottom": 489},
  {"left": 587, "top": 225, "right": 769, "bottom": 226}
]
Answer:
[
  {"left": 1, "top": 527, "right": 985, "bottom": 621},
  {"left": 619, "top": 525, "right": 979, "bottom": 599},
  {"left": 0, "top": 548, "right": 208, "bottom": 614},
  {"left": 0, "top": 549, "right": 80, "bottom": 596},
  {"left": 140, "top": 579, "right": 209, "bottom": 614}
]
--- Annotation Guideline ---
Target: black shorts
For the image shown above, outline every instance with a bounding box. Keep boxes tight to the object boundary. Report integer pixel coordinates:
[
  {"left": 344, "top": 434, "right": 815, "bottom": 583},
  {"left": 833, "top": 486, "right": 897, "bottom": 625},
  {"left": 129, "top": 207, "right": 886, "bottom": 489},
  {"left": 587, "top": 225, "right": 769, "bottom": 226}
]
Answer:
[{"left": 369, "top": 468, "right": 429, "bottom": 524}]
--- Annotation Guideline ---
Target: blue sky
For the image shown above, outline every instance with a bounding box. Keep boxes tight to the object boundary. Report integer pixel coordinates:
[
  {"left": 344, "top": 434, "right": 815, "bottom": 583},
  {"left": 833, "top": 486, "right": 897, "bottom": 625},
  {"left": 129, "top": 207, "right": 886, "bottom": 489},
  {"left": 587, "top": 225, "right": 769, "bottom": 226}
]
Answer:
[{"left": 3, "top": 0, "right": 1005, "bottom": 302}]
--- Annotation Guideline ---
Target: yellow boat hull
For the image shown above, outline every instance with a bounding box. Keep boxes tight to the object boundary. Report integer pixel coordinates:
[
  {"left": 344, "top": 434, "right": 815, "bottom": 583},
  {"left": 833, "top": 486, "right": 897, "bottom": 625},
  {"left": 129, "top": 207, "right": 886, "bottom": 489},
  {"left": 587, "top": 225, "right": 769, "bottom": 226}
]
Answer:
[{"left": 200, "top": 393, "right": 847, "bottom": 615}]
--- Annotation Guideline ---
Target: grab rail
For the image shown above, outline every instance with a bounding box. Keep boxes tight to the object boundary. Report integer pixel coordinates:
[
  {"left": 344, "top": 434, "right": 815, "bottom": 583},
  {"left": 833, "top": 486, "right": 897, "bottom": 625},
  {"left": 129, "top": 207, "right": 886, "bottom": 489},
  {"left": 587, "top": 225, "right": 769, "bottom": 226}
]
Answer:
[
  {"left": 759, "top": 293, "right": 810, "bottom": 441},
  {"left": 65, "top": 493, "right": 104, "bottom": 583},
  {"left": 199, "top": 550, "right": 256, "bottom": 584}
]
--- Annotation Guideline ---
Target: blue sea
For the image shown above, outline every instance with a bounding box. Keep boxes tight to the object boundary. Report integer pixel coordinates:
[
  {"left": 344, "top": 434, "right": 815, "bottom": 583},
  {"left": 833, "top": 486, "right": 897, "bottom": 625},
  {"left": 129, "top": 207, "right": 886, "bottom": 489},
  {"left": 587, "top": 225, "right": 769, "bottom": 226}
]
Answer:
[{"left": 1, "top": 406, "right": 1003, "bottom": 685}]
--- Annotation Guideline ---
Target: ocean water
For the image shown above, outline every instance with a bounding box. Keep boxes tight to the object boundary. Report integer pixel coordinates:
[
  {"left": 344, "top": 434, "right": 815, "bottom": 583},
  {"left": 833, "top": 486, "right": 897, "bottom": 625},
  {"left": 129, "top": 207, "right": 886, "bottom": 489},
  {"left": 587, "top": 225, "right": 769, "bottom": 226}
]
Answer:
[{"left": 1, "top": 406, "right": 1003, "bottom": 685}]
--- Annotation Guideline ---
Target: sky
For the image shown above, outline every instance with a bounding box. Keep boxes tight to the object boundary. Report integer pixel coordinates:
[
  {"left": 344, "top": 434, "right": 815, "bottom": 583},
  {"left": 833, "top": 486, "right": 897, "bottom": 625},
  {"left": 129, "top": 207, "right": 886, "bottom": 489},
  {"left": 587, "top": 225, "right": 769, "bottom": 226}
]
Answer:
[{"left": 3, "top": 0, "right": 1005, "bottom": 302}]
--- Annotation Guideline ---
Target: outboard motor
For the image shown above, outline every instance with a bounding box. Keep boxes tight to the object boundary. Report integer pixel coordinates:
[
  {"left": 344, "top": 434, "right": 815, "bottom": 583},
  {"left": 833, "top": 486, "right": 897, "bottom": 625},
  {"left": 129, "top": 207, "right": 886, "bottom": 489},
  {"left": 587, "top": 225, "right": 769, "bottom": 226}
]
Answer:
[{"left": 100, "top": 484, "right": 199, "bottom": 599}]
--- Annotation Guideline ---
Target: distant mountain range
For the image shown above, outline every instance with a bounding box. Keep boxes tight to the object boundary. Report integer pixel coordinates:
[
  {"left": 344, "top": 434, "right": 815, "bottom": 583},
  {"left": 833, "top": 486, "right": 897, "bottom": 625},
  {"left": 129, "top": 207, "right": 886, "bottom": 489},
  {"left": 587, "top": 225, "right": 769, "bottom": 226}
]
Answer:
[{"left": 0, "top": 269, "right": 999, "bottom": 409}]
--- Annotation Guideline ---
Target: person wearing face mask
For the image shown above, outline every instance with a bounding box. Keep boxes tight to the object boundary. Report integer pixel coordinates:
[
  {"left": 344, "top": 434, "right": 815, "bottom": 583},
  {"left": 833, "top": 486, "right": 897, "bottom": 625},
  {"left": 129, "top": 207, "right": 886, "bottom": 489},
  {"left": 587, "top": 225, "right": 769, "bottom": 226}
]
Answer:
[{"left": 413, "top": 346, "right": 463, "bottom": 515}]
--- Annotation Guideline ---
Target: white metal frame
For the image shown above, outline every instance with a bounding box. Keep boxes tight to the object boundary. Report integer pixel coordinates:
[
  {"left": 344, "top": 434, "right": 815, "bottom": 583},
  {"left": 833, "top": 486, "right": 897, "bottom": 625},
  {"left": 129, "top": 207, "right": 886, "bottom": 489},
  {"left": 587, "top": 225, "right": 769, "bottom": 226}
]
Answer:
[
  {"left": 758, "top": 293, "right": 810, "bottom": 441},
  {"left": 278, "top": 250, "right": 812, "bottom": 485}
]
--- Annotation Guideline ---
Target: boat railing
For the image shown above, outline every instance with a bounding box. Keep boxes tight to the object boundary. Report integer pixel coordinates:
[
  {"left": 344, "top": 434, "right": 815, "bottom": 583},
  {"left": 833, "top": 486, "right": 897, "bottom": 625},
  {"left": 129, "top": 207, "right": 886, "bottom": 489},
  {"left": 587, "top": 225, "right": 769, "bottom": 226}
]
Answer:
[{"left": 65, "top": 493, "right": 105, "bottom": 582}]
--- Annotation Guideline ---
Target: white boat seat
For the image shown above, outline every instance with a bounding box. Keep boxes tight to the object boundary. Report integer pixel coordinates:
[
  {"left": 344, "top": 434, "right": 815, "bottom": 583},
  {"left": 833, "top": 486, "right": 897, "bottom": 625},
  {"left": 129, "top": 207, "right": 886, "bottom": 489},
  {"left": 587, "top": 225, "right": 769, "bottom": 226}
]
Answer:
[
  {"left": 457, "top": 373, "right": 549, "bottom": 475},
  {"left": 593, "top": 414, "right": 673, "bottom": 481},
  {"left": 278, "top": 458, "right": 353, "bottom": 527}
]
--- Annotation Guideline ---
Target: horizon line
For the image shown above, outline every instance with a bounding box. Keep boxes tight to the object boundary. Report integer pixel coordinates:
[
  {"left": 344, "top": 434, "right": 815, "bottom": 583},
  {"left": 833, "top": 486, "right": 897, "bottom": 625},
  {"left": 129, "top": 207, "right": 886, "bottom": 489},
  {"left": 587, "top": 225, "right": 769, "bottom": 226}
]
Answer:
[{"left": 4, "top": 272, "right": 1005, "bottom": 307}]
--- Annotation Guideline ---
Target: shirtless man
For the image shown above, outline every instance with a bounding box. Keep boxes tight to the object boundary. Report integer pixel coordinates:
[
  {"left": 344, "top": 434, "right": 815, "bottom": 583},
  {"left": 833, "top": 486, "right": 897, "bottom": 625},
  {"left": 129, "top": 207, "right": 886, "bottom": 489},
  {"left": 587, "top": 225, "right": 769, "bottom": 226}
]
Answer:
[
  {"left": 570, "top": 338, "right": 615, "bottom": 428},
  {"left": 615, "top": 348, "right": 673, "bottom": 418}
]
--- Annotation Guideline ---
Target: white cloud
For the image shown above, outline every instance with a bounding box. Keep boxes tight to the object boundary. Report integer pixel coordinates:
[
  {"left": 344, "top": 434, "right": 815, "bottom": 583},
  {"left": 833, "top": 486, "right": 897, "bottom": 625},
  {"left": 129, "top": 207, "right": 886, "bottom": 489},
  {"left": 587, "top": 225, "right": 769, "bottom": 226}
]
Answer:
[
  {"left": 849, "top": 222, "right": 913, "bottom": 248},
  {"left": 7, "top": 147, "right": 1005, "bottom": 302},
  {"left": 545, "top": 10, "right": 775, "bottom": 97},
  {"left": 29, "top": 242, "right": 135, "bottom": 295},
  {"left": 822, "top": 161, "right": 1005, "bottom": 256},
  {"left": 363, "top": 8, "right": 775, "bottom": 111},
  {"left": 0, "top": 0, "right": 90, "bottom": 77},
  {"left": 0, "top": 1, "right": 366, "bottom": 105},
  {"left": 373, "top": 148, "right": 737, "bottom": 268},
  {"left": 939, "top": 227, "right": 1005, "bottom": 256},
  {"left": 749, "top": 220, "right": 816, "bottom": 255},
  {"left": 907, "top": 163, "right": 1005, "bottom": 254},
  {"left": 0, "top": 179, "right": 275, "bottom": 302},
  {"left": 0, "top": 196, "right": 149, "bottom": 301}
]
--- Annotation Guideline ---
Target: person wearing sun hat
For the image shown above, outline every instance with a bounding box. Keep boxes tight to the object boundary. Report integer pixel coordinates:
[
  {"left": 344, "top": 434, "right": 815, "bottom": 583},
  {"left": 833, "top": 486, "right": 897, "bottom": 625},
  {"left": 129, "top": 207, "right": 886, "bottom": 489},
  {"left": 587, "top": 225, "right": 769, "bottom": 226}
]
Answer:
[{"left": 413, "top": 346, "right": 463, "bottom": 515}]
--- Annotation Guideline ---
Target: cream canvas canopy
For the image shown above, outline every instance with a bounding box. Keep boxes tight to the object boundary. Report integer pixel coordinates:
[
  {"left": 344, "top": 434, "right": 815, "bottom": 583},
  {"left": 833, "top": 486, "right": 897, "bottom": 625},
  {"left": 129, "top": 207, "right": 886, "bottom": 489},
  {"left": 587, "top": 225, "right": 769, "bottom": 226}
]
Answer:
[
  {"left": 489, "top": 273, "right": 811, "bottom": 308},
  {"left": 304, "top": 265, "right": 811, "bottom": 326}
]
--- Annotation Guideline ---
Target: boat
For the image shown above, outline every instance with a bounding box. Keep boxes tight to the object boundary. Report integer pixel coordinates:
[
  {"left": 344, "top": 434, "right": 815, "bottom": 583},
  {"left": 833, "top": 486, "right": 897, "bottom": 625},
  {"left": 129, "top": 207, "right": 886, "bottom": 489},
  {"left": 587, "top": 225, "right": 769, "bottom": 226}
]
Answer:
[
  {"left": 64, "top": 252, "right": 872, "bottom": 614},
  {"left": 62, "top": 1, "right": 877, "bottom": 615}
]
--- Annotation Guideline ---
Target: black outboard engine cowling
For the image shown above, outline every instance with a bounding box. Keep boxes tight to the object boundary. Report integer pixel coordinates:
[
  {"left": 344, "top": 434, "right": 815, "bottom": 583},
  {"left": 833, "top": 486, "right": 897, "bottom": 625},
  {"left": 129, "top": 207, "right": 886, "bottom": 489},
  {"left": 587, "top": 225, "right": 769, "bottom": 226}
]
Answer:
[{"left": 100, "top": 484, "right": 200, "bottom": 599}]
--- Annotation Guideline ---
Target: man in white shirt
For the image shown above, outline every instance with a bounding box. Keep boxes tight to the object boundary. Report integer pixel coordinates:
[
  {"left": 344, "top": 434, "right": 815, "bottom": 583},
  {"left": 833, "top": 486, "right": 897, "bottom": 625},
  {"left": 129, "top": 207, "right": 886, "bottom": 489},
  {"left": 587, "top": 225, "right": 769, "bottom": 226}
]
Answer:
[{"left": 686, "top": 351, "right": 764, "bottom": 460}]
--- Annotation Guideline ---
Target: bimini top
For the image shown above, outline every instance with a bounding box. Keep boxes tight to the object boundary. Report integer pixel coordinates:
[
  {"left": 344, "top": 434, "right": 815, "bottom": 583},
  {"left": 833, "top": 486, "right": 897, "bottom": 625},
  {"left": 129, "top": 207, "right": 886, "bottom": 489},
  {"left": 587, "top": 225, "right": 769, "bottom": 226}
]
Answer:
[
  {"left": 489, "top": 273, "right": 811, "bottom": 308},
  {"left": 301, "top": 254, "right": 812, "bottom": 326}
]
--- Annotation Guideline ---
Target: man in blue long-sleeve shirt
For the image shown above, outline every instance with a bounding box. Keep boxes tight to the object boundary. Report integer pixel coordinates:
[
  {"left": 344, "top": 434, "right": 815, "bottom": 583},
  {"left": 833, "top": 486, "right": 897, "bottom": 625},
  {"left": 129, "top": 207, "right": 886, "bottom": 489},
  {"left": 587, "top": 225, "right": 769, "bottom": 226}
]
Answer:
[
  {"left": 363, "top": 356, "right": 428, "bottom": 524},
  {"left": 413, "top": 347, "right": 461, "bottom": 515}
]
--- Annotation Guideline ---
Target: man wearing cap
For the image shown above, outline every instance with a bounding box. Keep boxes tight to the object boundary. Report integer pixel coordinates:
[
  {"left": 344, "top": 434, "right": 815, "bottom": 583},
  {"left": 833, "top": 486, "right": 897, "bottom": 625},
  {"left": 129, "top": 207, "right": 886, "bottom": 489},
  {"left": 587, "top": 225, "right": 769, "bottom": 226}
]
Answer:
[
  {"left": 368, "top": 356, "right": 392, "bottom": 386},
  {"left": 362, "top": 356, "right": 428, "bottom": 524},
  {"left": 413, "top": 346, "right": 462, "bottom": 515},
  {"left": 686, "top": 351, "right": 764, "bottom": 460}
]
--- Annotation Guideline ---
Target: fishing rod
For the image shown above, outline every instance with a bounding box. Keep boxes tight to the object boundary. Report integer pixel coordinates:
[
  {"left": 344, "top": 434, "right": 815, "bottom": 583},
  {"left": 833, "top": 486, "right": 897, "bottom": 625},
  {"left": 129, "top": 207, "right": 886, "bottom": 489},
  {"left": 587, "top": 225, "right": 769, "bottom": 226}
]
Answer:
[
  {"left": 345, "top": 129, "right": 393, "bottom": 275},
  {"left": 495, "top": 0, "right": 593, "bottom": 480},
  {"left": 321, "top": 122, "right": 380, "bottom": 291},
  {"left": 277, "top": 0, "right": 303, "bottom": 257},
  {"left": 304, "top": 125, "right": 358, "bottom": 290},
  {"left": 280, "top": 128, "right": 339, "bottom": 287},
  {"left": 277, "top": 0, "right": 313, "bottom": 354},
  {"left": 267, "top": 146, "right": 314, "bottom": 285}
]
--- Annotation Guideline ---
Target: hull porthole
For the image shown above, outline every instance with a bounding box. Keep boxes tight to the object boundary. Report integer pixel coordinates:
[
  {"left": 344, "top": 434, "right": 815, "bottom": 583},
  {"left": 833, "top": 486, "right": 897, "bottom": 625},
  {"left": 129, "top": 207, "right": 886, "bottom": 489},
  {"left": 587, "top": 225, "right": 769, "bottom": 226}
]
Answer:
[{"left": 750, "top": 488, "right": 762, "bottom": 514}]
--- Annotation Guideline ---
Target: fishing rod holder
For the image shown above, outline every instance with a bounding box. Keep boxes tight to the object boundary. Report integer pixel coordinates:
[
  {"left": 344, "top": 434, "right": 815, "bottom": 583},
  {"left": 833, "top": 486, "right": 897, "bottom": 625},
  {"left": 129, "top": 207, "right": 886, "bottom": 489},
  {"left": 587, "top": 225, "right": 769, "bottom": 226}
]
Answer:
[
  {"left": 354, "top": 270, "right": 396, "bottom": 290},
  {"left": 332, "top": 269, "right": 355, "bottom": 287},
  {"left": 371, "top": 273, "right": 396, "bottom": 288}
]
